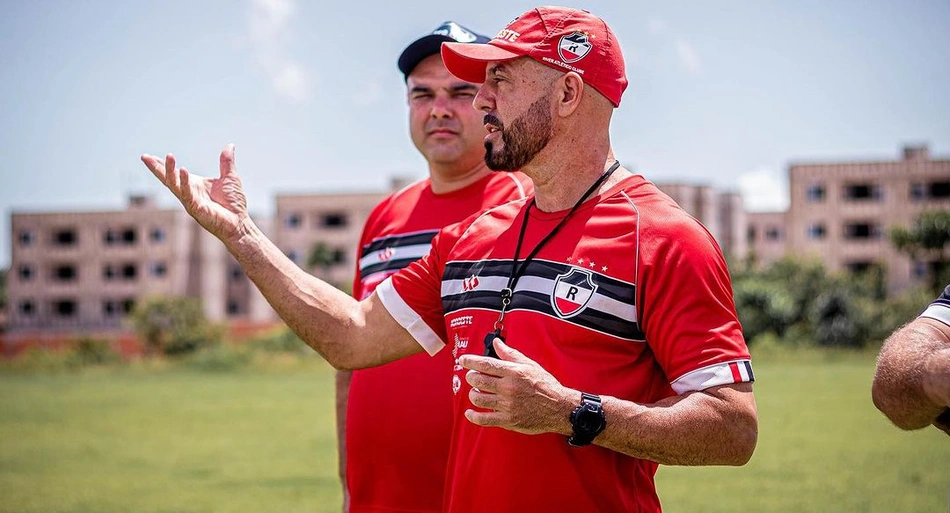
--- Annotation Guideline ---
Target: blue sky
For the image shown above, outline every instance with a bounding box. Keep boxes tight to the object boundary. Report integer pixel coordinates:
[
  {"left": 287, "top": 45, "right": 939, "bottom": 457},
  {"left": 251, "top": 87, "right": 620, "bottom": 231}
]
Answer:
[{"left": 1, "top": 0, "right": 948, "bottom": 268}]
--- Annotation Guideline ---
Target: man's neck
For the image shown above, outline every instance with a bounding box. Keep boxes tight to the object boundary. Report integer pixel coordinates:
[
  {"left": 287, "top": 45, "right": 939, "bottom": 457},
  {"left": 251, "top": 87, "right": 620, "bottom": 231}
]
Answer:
[
  {"left": 528, "top": 145, "right": 626, "bottom": 212},
  {"left": 428, "top": 160, "right": 494, "bottom": 195}
]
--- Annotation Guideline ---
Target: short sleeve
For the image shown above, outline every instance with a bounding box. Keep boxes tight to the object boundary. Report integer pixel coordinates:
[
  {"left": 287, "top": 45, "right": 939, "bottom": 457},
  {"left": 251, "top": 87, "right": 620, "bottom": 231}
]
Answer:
[
  {"left": 919, "top": 284, "right": 950, "bottom": 327},
  {"left": 377, "top": 224, "right": 467, "bottom": 355},
  {"left": 639, "top": 217, "right": 753, "bottom": 394}
]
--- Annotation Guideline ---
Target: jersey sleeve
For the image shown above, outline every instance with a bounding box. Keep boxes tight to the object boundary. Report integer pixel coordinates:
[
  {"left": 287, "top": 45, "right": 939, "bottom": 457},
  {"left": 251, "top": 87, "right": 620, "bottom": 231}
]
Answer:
[
  {"left": 920, "top": 284, "right": 950, "bottom": 327},
  {"left": 375, "top": 223, "right": 465, "bottom": 356},
  {"left": 638, "top": 215, "right": 753, "bottom": 395}
]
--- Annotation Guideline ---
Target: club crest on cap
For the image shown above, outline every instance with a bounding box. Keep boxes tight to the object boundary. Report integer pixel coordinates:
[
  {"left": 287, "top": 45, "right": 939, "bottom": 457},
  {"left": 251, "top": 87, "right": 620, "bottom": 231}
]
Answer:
[{"left": 557, "top": 32, "right": 592, "bottom": 63}]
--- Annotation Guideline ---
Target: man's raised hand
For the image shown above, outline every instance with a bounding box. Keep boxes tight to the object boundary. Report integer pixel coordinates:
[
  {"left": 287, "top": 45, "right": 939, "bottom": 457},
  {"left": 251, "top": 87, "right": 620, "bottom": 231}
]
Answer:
[{"left": 141, "top": 144, "right": 249, "bottom": 243}]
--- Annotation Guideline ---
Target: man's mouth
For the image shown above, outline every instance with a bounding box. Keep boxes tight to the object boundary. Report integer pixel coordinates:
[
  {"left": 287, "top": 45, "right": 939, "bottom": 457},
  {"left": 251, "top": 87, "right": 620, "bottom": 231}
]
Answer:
[{"left": 484, "top": 114, "right": 503, "bottom": 134}]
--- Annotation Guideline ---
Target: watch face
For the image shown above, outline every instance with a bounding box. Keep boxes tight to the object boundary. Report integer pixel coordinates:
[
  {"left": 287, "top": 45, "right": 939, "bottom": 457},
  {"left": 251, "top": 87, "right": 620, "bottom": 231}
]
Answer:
[{"left": 577, "top": 404, "right": 605, "bottom": 433}]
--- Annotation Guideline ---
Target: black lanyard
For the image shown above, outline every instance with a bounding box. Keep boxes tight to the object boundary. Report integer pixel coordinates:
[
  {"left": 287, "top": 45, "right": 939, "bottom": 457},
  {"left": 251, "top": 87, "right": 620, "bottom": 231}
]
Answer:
[{"left": 484, "top": 160, "right": 621, "bottom": 357}]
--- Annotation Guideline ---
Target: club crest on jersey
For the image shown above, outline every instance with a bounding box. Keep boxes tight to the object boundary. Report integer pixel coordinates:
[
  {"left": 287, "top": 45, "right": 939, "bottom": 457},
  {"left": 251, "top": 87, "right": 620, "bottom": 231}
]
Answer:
[
  {"left": 551, "top": 268, "right": 597, "bottom": 318},
  {"left": 558, "top": 32, "right": 592, "bottom": 63}
]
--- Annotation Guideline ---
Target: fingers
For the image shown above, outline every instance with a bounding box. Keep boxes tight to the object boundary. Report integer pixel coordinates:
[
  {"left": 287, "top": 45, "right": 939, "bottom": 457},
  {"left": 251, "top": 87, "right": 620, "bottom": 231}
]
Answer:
[
  {"left": 465, "top": 369, "right": 501, "bottom": 392},
  {"left": 141, "top": 154, "right": 166, "bottom": 182},
  {"left": 220, "top": 143, "right": 236, "bottom": 178},
  {"left": 465, "top": 408, "right": 507, "bottom": 427},
  {"left": 179, "top": 167, "right": 194, "bottom": 203},
  {"left": 469, "top": 388, "right": 503, "bottom": 410},
  {"left": 494, "top": 339, "right": 534, "bottom": 365},
  {"left": 164, "top": 153, "right": 181, "bottom": 194},
  {"left": 459, "top": 353, "right": 517, "bottom": 376}
]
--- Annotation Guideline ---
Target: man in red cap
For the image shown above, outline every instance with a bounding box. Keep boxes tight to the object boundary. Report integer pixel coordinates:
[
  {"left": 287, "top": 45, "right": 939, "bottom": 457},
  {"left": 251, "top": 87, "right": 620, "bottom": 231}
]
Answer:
[
  {"left": 143, "top": 7, "right": 757, "bottom": 512},
  {"left": 337, "top": 21, "right": 531, "bottom": 513}
]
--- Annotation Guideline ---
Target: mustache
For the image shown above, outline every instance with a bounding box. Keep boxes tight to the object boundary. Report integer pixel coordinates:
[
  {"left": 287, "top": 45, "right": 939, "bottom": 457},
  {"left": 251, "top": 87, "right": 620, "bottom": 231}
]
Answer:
[{"left": 484, "top": 114, "right": 503, "bottom": 129}]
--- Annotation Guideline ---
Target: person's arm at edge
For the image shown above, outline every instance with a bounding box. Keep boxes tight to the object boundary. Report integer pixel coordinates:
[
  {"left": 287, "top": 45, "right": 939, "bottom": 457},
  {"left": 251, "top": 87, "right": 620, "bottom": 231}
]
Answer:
[{"left": 872, "top": 317, "right": 950, "bottom": 431}]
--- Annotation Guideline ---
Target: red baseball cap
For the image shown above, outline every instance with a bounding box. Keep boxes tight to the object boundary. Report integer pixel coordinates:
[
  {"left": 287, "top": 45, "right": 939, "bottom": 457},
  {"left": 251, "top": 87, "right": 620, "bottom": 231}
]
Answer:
[{"left": 441, "top": 6, "right": 628, "bottom": 107}]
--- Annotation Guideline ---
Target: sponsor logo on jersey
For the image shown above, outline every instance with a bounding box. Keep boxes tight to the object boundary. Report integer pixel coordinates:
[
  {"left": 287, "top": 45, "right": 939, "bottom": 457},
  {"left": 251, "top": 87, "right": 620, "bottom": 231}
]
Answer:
[
  {"left": 377, "top": 247, "right": 395, "bottom": 262},
  {"left": 551, "top": 268, "right": 597, "bottom": 318},
  {"left": 558, "top": 32, "right": 592, "bottom": 63},
  {"left": 462, "top": 274, "right": 480, "bottom": 292},
  {"left": 452, "top": 374, "right": 462, "bottom": 394}
]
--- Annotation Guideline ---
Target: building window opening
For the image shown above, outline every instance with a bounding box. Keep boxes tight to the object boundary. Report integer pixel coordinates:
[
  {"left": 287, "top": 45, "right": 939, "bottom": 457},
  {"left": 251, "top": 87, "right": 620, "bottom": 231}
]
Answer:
[
  {"left": 53, "top": 229, "right": 78, "bottom": 246},
  {"left": 928, "top": 181, "right": 950, "bottom": 199},
  {"left": 19, "top": 230, "right": 35, "bottom": 246},
  {"left": 807, "top": 223, "right": 827, "bottom": 240},
  {"left": 285, "top": 213, "right": 302, "bottom": 229},
  {"left": 845, "top": 261, "right": 875, "bottom": 274},
  {"left": 19, "top": 300, "right": 36, "bottom": 316},
  {"left": 320, "top": 213, "right": 349, "bottom": 228},
  {"left": 53, "top": 299, "right": 78, "bottom": 317},
  {"left": 18, "top": 265, "right": 35, "bottom": 281},
  {"left": 806, "top": 184, "right": 826, "bottom": 202},
  {"left": 765, "top": 227, "right": 782, "bottom": 241},
  {"left": 121, "top": 264, "right": 138, "bottom": 280},
  {"left": 843, "top": 184, "right": 882, "bottom": 201},
  {"left": 54, "top": 265, "right": 78, "bottom": 282},
  {"left": 150, "top": 262, "right": 167, "bottom": 278},
  {"left": 150, "top": 227, "right": 166, "bottom": 243},
  {"left": 844, "top": 222, "right": 881, "bottom": 240}
]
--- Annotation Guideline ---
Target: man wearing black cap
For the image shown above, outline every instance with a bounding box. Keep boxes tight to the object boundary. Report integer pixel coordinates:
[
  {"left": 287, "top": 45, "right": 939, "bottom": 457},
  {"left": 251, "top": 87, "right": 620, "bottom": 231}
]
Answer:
[{"left": 335, "top": 22, "right": 531, "bottom": 513}]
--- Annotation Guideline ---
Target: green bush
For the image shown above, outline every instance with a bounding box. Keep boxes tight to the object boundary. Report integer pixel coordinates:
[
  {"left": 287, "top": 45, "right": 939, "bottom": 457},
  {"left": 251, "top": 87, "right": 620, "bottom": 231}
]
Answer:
[
  {"left": 730, "top": 256, "right": 932, "bottom": 349},
  {"left": 244, "top": 327, "right": 310, "bottom": 354},
  {"left": 69, "top": 337, "right": 120, "bottom": 366},
  {"left": 128, "top": 296, "right": 225, "bottom": 357},
  {"left": 183, "top": 343, "right": 252, "bottom": 372}
]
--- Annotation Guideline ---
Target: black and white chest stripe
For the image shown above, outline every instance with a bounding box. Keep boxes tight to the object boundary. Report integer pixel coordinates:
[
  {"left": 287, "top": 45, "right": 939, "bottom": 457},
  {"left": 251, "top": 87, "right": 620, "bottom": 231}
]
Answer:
[{"left": 441, "top": 258, "right": 645, "bottom": 342}]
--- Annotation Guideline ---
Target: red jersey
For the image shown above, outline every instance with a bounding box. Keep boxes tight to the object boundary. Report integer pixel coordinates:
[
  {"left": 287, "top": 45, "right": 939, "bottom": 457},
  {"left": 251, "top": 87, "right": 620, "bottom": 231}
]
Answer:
[
  {"left": 346, "top": 171, "right": 531, "bottom": 513},
  {"left": 376, "top": 174, "right": 754, "bottom": 513}
]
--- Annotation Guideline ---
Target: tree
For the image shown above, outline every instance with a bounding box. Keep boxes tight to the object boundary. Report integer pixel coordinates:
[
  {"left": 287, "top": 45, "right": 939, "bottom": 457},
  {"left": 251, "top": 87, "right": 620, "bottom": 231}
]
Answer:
[
  {"left": 306, "top": 241, "right": 337, "bottom": 273},
  {"left": 128, "top": 296, "right": 224, "bottom": 356},
  {"left": 890, "top": 209, "right": 950, "bottom": 292}
]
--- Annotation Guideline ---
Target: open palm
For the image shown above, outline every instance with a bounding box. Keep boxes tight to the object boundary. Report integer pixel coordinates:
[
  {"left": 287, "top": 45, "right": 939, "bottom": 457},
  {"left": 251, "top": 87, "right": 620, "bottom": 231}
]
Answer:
[{"left": 141, "top": 144, "right": 249, "bottom": 242}]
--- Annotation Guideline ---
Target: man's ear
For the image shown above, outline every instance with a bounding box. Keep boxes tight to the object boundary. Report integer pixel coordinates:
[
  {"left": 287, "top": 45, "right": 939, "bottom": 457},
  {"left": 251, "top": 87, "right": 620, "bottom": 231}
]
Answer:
[{"left": 556, "top": 72, "right": 585, "bottom": 117}]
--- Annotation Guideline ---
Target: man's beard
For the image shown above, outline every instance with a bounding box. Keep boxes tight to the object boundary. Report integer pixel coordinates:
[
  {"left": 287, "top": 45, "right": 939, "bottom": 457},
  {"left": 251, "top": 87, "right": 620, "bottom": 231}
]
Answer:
[{"left": 484, "top": 95, "right": 554, "bottom": 171}]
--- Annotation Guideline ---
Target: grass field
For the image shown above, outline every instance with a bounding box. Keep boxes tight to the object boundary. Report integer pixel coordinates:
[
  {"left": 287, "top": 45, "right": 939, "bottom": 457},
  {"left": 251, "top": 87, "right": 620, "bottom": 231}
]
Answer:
[{"left": 0, "top": 350, "right": 947, "bottom": 513}]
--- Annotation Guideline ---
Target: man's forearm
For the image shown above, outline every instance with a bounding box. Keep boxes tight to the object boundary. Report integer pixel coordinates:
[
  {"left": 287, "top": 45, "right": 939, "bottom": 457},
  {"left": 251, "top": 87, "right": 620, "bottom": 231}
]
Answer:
[{"left": 592, "top": 384, "right": 757, "bottom": 466}]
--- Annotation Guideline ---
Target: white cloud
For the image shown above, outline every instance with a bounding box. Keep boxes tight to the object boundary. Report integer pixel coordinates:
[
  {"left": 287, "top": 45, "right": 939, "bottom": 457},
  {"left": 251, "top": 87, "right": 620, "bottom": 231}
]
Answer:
[
  {"left": 675, "top": 38, "right": 703, "bottom": 76},
  {"left": 647, "top": 18, "right": 668, "bottom": 35},
  {"left": 739, "top": 168, "right": 789, "bottom": 212},
  {"left": 247, "top": 0, "right": 311, "bottom": 103}
]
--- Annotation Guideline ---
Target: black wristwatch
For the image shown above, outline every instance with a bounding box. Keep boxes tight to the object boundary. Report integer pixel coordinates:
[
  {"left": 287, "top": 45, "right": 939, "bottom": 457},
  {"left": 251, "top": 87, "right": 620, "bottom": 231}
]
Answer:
[{"left": 568, "top": 392, "right": 606, "bottom": 447}]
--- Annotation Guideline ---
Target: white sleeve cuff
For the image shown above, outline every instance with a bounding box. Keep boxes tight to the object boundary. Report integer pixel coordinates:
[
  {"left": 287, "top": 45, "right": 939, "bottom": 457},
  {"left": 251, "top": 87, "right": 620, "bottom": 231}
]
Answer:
[
  {"left": 670, "top": 359, "right": 755, "bottom": 394},
  {"left": 920, "top": 303, "right": 950, "bottom": 327},
  {"left": 375, "top": 277, "right": 445, "bottom": 356}
]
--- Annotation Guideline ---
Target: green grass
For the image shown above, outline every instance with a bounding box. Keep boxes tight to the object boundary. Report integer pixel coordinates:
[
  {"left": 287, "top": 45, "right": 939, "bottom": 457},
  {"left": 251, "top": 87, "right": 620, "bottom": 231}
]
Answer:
[{"left": 1, "top": 350, "right": 948, "bottom": 513}]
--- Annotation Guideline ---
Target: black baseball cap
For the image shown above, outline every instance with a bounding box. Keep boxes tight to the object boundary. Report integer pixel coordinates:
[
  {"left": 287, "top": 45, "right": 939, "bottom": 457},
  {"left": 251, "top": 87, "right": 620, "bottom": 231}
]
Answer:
[{"left": 397, "top": 21, "right": 490, "bottom": 79}]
